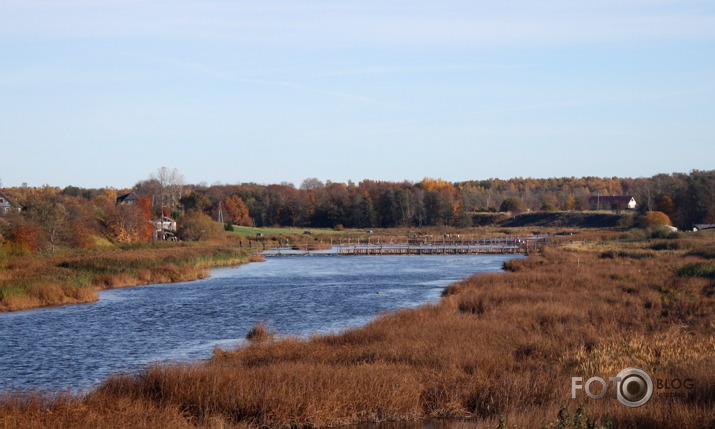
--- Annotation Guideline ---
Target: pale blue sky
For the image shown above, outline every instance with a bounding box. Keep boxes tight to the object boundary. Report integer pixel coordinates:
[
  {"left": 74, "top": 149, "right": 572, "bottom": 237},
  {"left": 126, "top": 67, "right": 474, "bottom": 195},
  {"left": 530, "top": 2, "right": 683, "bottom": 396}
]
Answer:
[{"left": 1, "top": 0, "right": 714, "bottom": 188}]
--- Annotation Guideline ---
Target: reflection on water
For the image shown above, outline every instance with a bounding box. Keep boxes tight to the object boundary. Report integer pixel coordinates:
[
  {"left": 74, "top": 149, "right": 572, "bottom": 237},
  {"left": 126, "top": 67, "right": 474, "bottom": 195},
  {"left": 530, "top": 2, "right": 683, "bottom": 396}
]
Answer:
[{"left": 0, "top": 254, "right": 518, "bottom": 392}]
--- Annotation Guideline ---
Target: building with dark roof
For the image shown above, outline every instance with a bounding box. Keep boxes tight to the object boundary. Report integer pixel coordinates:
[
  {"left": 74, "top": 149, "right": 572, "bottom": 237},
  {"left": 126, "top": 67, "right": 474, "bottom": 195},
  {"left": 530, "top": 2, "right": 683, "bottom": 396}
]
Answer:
[
  {"left": 0, "top": 192, "right": 20, "bottom": 215},
  {"left": 588, "top": 195, "right": 636, "bottom": 212},
  {"left": 116, "top": 192, "right": 139, "bottom": 205}
]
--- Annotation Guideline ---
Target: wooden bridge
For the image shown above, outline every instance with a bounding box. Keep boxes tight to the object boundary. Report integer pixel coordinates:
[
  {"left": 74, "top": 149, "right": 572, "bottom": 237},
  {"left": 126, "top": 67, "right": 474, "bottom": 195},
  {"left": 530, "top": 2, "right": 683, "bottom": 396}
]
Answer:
[
  {"left": 263, "top": 242, "right": 541, "bottom": 257},
  {"left": 337, "top": 245, "right": 528, "bottom": 256}
]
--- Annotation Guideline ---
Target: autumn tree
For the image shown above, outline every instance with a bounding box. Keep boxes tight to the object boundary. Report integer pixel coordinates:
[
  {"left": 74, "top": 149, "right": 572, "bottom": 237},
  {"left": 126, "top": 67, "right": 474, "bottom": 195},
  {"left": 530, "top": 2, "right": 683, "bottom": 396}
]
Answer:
[
  {"left": 61, "top": 196, "right": 100, "bottom": 249},
  {"left": 638, "top": 211, "right": 672, "bottom": 228},
  {"left": 220, "top": 195, "right": 252, "bottom": 226},
  {"left": 563, "top": 194, "right": 577, "bottom": 211},
  {"left": 106, "top": 197, "right": 154, "bottom": 243},
  {"left": 419, "top": 178, "right": 458, "bottom": 226},
  {"left": 7, "top": 224, "right": 42, "bottom": 254}
]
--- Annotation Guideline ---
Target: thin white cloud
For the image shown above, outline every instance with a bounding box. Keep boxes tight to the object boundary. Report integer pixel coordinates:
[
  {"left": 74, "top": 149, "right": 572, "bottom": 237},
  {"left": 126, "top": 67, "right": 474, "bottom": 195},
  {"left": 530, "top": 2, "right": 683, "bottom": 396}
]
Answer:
[
  {"left": 138, "top": 53, "right": 399, "bottom": 108},
  {"left": 323, "top": 64, "right": 512, "bottom": 77}
]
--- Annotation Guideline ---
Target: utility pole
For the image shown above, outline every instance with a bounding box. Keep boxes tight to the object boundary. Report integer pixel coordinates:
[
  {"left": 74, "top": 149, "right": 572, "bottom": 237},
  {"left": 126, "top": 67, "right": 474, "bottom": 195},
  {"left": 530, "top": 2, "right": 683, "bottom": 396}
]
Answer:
[{"left": 217, "top": 200, "right": 224, "bottom": 223}]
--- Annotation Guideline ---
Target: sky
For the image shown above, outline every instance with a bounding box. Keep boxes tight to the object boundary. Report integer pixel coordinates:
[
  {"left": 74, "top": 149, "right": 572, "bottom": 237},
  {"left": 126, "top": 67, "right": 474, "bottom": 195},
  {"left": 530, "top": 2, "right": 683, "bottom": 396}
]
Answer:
[{"left": 1, "top": 0, "right": 714, "bottom": 189}]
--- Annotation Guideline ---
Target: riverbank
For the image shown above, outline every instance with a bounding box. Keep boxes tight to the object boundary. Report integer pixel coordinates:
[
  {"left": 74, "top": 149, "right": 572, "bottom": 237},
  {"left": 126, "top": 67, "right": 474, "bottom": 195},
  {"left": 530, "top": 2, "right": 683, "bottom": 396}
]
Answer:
[
  {"left": 1, "top": 229, "right": 713, "bottom": 428},
  {"left": 0, "top": 244, "right": 257, "bottom": 312}
]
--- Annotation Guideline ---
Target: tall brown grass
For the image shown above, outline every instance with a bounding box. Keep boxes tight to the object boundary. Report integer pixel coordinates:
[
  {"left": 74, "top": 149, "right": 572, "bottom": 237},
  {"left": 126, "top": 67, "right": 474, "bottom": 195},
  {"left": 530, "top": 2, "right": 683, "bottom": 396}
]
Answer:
[
  {"left": 1, "top": 234, "right": 714, "bottom": 428},
  {"left": 0, "top": 245, "right": 252, "bottom": 312}
]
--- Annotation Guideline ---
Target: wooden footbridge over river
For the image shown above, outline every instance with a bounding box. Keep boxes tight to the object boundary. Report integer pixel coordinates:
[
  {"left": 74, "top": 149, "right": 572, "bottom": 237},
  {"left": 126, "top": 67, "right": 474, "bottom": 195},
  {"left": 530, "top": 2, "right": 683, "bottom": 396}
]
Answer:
[
  {"left": 262, "top": 238, "right": 546, "bottom": 257},
  {"left": 335, "top": 245, "right": 530, "bottom": 256}
]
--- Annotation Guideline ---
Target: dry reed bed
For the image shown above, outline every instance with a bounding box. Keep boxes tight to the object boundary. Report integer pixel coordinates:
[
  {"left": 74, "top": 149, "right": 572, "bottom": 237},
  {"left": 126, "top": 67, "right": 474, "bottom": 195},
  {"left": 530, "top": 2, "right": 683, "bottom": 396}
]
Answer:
[
  {"left": 0, "top": 245, "right": 251, "bottom": 312},
  {"left": 1, "top": 239, "right": 714, "bottom": 428}
]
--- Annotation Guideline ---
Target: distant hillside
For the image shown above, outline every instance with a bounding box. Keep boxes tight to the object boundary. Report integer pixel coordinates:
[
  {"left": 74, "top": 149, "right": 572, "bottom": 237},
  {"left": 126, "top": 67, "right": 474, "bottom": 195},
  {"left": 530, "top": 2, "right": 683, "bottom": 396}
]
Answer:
[{"left": 498, "top": 212, "right": 627, "bottom": 228}]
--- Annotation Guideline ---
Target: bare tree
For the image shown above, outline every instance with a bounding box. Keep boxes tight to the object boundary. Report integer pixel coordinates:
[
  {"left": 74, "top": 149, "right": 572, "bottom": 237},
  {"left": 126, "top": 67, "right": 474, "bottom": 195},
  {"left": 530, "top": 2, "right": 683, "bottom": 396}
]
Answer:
[
  {"left": 300, "top": 178, "right": 324, "bottom": 191},
  {"left": 148, "top": 167, "right": 185, "bottom": 213},
  {"left": 28, "top": 199, "right": 68, "bottom": 253}
]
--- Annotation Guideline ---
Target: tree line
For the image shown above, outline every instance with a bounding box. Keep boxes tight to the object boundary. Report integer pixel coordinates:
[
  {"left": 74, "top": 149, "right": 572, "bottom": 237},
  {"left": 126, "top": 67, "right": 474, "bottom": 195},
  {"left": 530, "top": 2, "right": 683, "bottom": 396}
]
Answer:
[
  {"left": 185, "top": 171, "right": 714, "bottom": 230},
  {"left": 0, "top": 169, "right": 713, "bottom": 253}
]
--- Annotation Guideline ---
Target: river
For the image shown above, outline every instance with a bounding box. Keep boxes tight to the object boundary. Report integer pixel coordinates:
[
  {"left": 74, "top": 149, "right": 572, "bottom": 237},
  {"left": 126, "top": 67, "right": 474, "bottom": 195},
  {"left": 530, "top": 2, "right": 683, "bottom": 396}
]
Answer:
[{"left": 0, "top": 254, "right": 518, "bottom": 392}]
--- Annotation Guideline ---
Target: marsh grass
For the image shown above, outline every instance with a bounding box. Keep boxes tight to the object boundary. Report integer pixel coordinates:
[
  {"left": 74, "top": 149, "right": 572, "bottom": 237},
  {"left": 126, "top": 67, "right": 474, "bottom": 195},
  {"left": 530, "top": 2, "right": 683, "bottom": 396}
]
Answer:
[
  {"left": 0, "top": 245, "right": 251, "bottom": 311},
  {"left": 1, "top": 233, "right": 714, "bottom": 428}
]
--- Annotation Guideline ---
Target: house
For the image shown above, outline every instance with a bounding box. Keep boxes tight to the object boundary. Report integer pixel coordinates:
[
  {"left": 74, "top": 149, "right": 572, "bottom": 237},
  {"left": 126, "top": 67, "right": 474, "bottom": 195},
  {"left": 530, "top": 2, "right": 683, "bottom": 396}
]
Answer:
[
  {"left": 693, "top": 224, "right": 715, "bottom": 232},
  {"left": 116, "top": 192, "right": 139, "bottom": 205},
  {"left": 588, "top": 195, "right": 637, "bottom": 212},
  {"left": 0, "top": 192, "right": 20, "bottom": 215},
  {"left": 154, "top": 216, "right": 177, "bottom": 232},
  {"left": 153, "top": 216, "right": 177, "bottom": 240}
]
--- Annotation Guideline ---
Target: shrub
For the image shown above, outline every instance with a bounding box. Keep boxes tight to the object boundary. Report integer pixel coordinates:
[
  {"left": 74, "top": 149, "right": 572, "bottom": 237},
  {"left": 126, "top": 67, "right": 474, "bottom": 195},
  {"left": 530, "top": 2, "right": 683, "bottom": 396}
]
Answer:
[
  {"left": 500, "top": 197, "right": 526, "bottom": 214},
  {"left": 637, "top": 211, "right": 672, "bottom": 228},
  {"left": 246, "top": 322, "right": 275, "bottom": 342},
  {"left": 540, "top": 202, "right": 558, "bottom": 212},
  {"left": 648, "top": 225, "right": 680, "bottom": 239},
  {"left": 177, "top": 211, "right": 223, "bottom": 241},
  {"left": 677, "top": 263, "right": 715, "bottom": 279}
]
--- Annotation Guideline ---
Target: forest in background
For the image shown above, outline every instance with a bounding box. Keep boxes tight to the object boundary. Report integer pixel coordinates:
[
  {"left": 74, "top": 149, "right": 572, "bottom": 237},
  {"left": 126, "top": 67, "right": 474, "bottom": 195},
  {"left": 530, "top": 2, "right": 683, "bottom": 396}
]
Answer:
[{"left": 0, "top": 169, "right": 713, "bottom": 254}]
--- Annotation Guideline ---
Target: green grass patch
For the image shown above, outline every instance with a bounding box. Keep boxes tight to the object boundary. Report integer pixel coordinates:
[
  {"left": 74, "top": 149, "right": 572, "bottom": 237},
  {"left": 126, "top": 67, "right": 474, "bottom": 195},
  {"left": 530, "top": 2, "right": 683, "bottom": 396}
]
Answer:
[
  {"left": 677, "top": 263, "right": 715, "bottom": 279},
  {"left": 600, "top": 250, "right": 655, "bottom": 259},
  {"left": 0, "top": 287, "right": 27, "bottom": 298},
  {"left": 70, "top": 273, "right": 95, "bottom": 288}
]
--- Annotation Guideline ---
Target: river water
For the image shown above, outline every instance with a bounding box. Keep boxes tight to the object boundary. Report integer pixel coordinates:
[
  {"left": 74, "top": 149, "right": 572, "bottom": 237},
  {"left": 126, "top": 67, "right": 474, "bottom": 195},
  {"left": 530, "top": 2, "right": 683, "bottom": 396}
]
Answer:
[{"left": 0, "top": 254, "right": 517, "bottom": 392}]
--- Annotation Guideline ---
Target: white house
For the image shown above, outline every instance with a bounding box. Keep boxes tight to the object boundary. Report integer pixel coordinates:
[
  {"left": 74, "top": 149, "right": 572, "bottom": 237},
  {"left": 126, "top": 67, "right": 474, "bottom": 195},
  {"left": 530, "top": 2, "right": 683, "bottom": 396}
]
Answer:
[
  {"left": 0, "top": 192, "right": 20, "bottom": 215},
  {"left": 153, "top": 216, "right": 177, "bottom": 240}
]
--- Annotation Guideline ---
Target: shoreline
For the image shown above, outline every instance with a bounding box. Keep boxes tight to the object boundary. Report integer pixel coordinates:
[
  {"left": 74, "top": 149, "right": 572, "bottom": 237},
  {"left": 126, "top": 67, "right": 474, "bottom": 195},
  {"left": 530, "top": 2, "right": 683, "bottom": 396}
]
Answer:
[
  {"left": 0, "top": 244, "right": 259, "bottom": 313},
  {"left": 2, "top": 252, "right": 507, "bottom": 394}
]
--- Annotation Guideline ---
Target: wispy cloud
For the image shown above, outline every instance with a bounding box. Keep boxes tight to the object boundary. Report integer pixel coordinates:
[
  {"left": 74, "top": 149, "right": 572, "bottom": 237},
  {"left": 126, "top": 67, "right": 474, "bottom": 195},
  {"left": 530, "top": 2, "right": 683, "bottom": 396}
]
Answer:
[
  {"left": 139, "top": 53, "right": 399, "bottom": 108},
  {"left": 323, "top": 64, "right": 511, "bottom": 77}
]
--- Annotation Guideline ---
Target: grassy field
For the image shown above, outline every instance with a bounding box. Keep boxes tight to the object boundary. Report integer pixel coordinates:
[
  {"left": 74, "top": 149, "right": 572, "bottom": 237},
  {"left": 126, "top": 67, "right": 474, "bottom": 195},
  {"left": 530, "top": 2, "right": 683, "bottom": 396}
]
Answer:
[
  {"left": 1, "top": 229, "right": 713, "bottom": 428},
  {"left": 0, "top": 244, "right": 254, "bottom": 312}
]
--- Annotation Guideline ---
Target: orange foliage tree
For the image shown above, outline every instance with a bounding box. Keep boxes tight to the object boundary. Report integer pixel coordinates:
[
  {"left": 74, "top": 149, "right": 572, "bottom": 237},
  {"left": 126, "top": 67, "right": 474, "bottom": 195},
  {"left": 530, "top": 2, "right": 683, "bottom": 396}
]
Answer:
[
  {"left": 6, "top": 223, "right": 42, "bottom": 254},
  {"left": 221, "top": 195, "right": 252, "bottom": 226},
  {"left": 106, "top": 197, "right": 154, "bottom": 243},
  {"left": 638, "top": 211, "right": 672, "bottom": 228}
]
